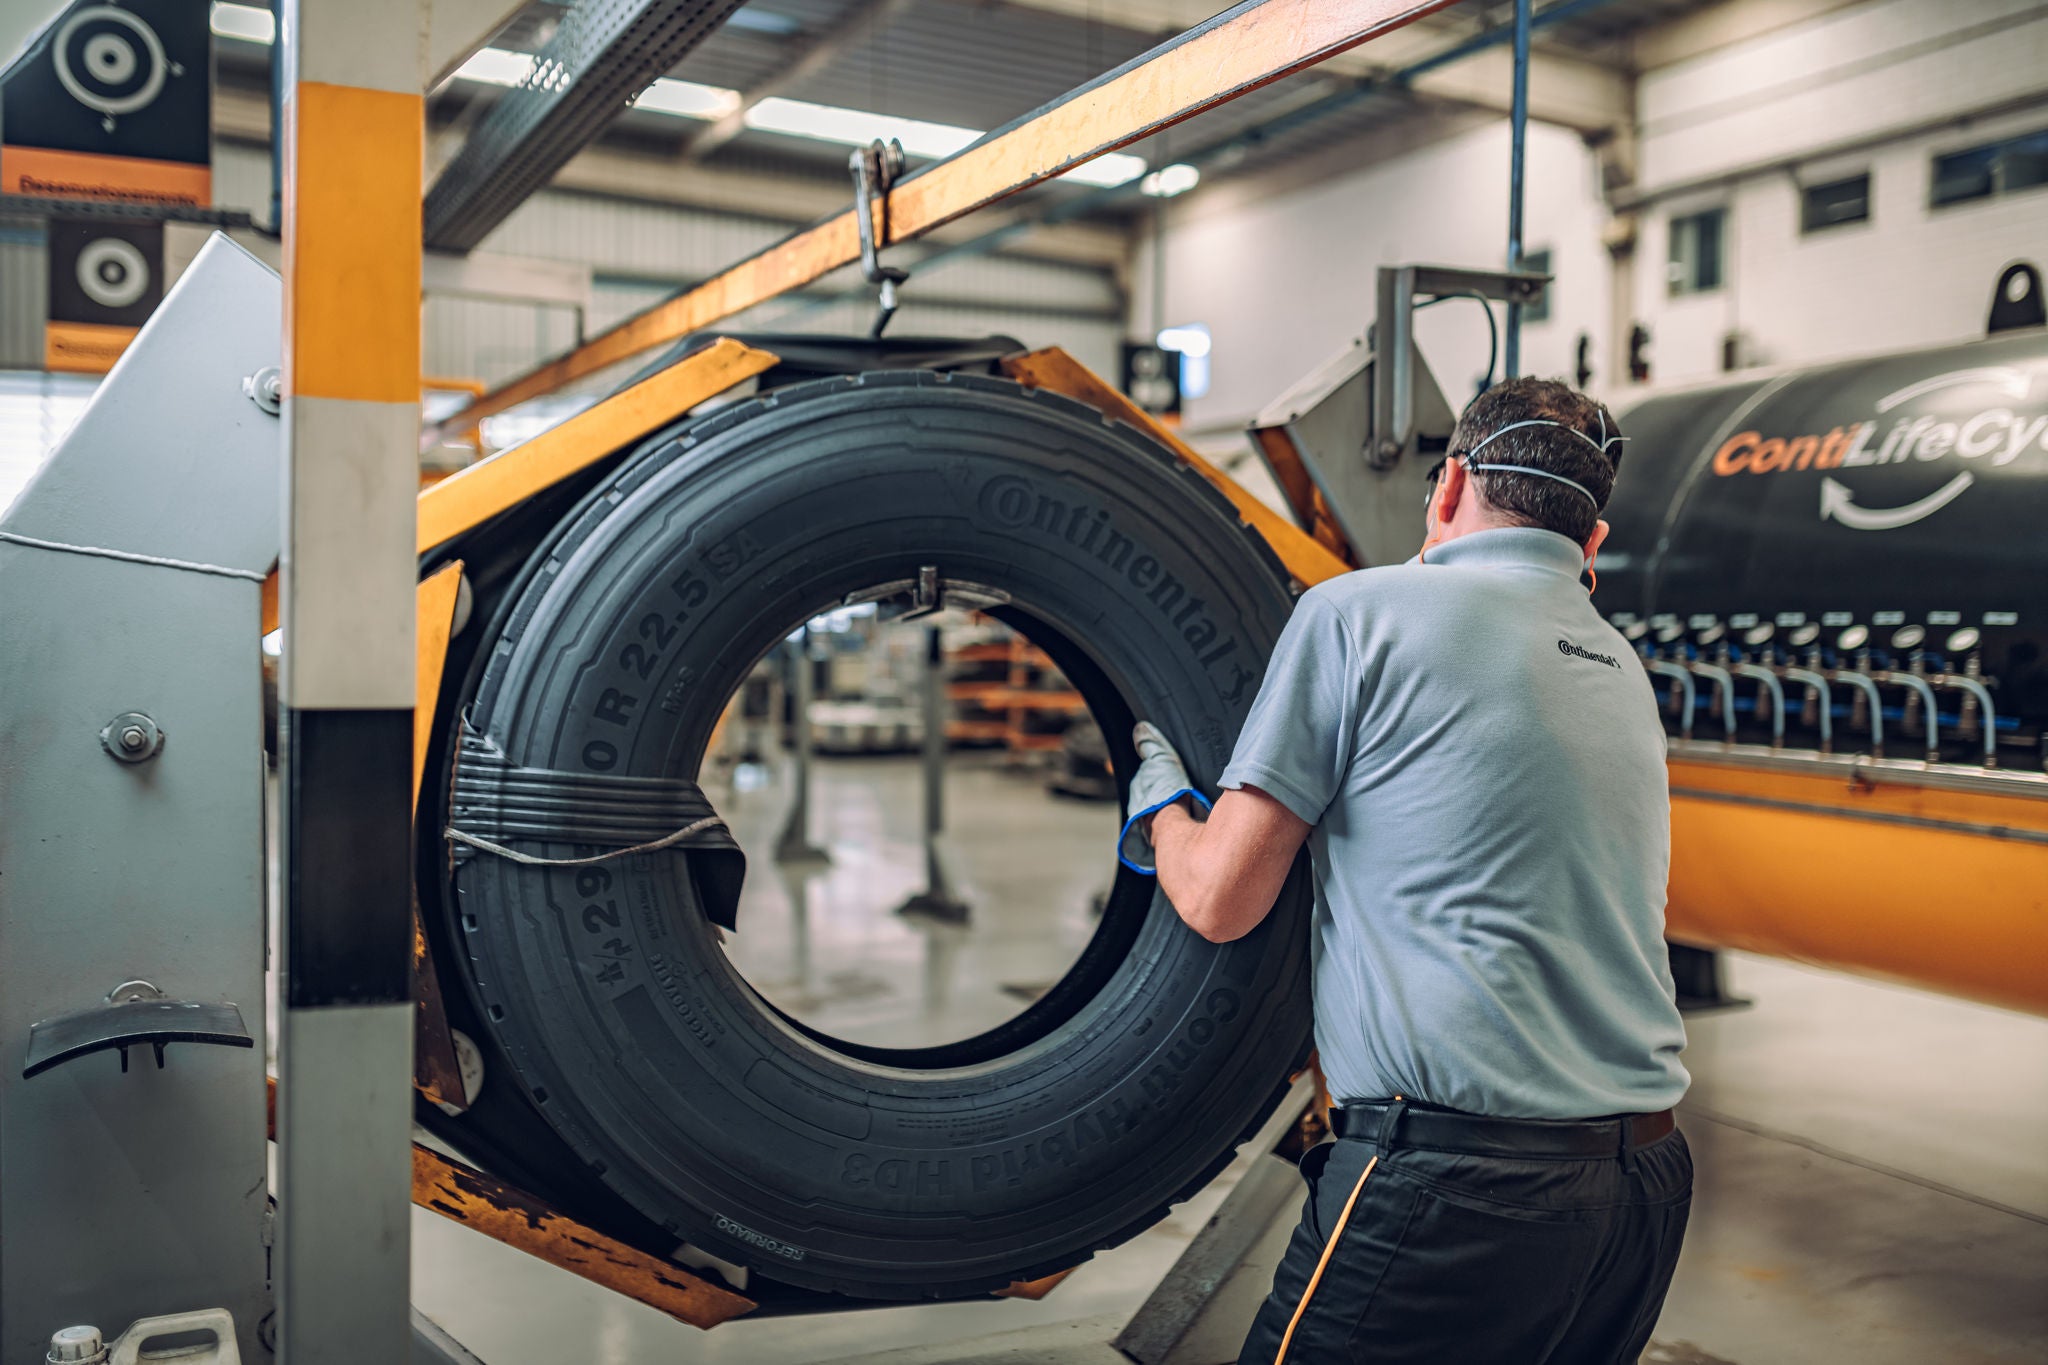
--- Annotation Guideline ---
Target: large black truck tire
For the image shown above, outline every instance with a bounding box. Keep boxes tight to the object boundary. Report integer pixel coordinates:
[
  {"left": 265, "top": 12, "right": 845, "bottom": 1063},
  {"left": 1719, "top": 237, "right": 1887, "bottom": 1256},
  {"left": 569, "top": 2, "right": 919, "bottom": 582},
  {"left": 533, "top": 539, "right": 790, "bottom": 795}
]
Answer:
[{"left": 440, "top": 369, "right": 1314, "bottom": 1299}]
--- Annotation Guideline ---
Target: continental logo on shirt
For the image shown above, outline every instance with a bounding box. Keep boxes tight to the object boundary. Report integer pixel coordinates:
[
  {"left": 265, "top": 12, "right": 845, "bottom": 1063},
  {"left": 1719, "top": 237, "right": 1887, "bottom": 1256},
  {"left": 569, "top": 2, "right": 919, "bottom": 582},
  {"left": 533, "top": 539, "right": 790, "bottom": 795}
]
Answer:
[{"left": 1558, "top": 639, "right": 1621, "bottom": 669}]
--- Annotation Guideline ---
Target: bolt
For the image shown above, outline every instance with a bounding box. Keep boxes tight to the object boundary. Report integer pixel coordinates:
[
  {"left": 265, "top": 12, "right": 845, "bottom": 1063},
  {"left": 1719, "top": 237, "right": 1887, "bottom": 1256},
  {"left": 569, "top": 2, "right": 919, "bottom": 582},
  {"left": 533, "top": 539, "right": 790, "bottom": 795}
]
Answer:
[{"left": 119, "top": 725, "right": 148, "bottom": 751}]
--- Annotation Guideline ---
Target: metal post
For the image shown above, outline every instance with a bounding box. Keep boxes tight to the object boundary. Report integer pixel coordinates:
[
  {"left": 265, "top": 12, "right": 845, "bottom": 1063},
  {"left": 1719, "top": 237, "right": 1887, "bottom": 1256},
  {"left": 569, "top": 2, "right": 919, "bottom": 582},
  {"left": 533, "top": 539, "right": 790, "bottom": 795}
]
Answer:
[
  {"left": 775, "top": 631, "right": 829, "bottom": 862},
  {"left": 1503, "top": 0, "right": 1533, "bottom": 381},
  {"left": 275, "top": 0, "right": 426, "bottom": 1358},
  {"left": 896, "top": 625, "right": 968, "bottom": 922},
  {"left": 1115, "top": 1074, "right": 1317, "bottom": 1364},
  {"left": 922, "top": 626, "right": 946, "bottom": 841}
]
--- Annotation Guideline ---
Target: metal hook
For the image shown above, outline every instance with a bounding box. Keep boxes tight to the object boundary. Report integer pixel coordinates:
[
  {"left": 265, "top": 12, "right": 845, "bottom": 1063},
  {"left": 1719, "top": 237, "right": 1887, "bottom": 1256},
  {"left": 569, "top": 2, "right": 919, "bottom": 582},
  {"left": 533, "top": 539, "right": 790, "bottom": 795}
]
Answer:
[{"left": 848, "top": 138, "right": 909, "bottom": 337}]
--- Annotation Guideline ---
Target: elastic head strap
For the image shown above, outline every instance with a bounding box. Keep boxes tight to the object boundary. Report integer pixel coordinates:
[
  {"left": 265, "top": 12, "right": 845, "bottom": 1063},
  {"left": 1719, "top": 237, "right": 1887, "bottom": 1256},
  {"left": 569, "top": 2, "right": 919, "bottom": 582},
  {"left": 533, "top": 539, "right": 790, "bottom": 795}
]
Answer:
[
  {"left": 1460, "top": 417, "right": 1629, "bottom": 512},
  {"left": 1461, "top": 460, "right": 1600, "bottom": 509}
]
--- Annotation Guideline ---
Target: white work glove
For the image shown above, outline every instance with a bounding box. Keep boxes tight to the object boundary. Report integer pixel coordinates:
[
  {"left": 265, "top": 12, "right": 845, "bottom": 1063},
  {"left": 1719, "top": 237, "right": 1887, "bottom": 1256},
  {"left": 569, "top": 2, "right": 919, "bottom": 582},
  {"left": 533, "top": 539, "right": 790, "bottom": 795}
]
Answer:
[{"left": 1117, "top": 721, "right": 1211, "bottom": 875}]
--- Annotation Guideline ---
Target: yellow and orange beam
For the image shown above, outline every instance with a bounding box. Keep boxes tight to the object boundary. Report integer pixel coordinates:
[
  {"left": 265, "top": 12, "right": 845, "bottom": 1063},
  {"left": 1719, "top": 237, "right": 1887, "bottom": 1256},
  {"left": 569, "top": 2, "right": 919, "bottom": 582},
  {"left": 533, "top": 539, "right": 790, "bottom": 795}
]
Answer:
[
  {"left": 423, "top": 0, "right": 1460, "bottom": 444},
  {"left": 1665, "top": 756, "right": 2048, "bottom": 1017},
  {"left": 1000, "top": 348, "right": 1351, "bottom": 590}
]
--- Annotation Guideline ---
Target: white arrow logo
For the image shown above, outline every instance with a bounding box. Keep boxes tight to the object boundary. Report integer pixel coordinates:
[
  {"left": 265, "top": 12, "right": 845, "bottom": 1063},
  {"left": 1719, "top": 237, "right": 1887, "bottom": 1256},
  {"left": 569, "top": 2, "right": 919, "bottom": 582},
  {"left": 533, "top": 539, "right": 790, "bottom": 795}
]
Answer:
[
  {"left": 1875, "top": 367, "right": 2031, "bottom": 412},
  {"left": 1820, "top": 473, "right": 1974, "bottom": 530}
]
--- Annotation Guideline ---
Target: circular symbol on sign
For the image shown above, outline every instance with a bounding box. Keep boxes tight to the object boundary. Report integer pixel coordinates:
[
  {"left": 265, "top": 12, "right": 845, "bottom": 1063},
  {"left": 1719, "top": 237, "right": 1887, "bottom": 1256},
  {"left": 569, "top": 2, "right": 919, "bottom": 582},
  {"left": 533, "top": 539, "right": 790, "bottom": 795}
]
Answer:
[
  {"left": 54, "top": 6, "right": 168, "bottom": 119},
  {"left": 77, "top": 237, "right": 149, "bottom": 309},
  {"left": 84, "top": 32, "right": 137, "bottom": 83}
]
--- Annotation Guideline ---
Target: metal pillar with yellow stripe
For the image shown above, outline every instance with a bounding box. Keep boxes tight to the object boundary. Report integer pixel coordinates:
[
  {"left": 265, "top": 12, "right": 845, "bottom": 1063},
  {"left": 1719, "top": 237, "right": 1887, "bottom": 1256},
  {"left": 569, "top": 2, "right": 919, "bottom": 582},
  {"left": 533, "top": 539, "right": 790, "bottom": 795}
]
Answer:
[{"left": 274, "top": 1, "right": 425, "bottom": 1358}]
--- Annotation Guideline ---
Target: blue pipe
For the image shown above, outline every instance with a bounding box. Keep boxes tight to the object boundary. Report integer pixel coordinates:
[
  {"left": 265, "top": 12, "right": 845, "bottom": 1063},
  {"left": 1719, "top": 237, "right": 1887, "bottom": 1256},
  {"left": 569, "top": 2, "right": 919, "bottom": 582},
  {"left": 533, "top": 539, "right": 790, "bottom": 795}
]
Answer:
[
  {"left": 1504, "top": 0, "right": 1533, "bottom": 380},
  {"left": 766, "top": 0, "right": 1634, "bottom": 323}
]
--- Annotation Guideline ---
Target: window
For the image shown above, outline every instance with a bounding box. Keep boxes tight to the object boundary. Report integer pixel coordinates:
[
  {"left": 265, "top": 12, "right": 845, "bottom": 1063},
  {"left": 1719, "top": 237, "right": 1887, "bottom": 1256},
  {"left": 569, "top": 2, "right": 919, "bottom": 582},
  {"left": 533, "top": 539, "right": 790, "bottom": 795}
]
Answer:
[
  {"left": 1932, "top": 127, "right": 2048, "bottom": 207},
  {"left": 1156, "top": 323, "right": 1211, "bottom": 400},
  {"left": 1800, "top": 173, "right": 1870, "bottom": 232},
  {"left": 1520, "top": 248, "right": 1552, "bottom": 322},
  {"left": 1667, "top": 208, "right": 1725, "bottom": 296},
  {"left": 0, "top": 371, "right": 98, "bottom": 517}
]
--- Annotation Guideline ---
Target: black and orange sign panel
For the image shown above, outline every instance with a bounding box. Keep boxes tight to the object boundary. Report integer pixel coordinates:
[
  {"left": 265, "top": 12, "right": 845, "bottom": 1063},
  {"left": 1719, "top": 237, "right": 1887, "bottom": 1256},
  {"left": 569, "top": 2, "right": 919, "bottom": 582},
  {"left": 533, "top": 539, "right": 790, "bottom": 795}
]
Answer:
[
  {"left": 45, "top": 216, "right": 163, "bottom": 372},
  {"left": 1, "top": 0, "right": 211, "bottom": 206}
]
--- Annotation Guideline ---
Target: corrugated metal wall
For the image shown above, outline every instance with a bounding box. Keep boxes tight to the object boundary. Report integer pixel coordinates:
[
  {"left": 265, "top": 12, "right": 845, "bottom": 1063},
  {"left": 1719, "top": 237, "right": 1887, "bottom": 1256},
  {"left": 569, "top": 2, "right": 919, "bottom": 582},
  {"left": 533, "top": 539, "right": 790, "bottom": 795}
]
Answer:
[
  {"left": 216, "top": 142, "right": 1128, "bottom": 386},
  {"left": 1, "top": 143, "right": 1127, "bottom": 477},
  {"left": 0, "top": 229, "right": 48, "bottom": 370}
]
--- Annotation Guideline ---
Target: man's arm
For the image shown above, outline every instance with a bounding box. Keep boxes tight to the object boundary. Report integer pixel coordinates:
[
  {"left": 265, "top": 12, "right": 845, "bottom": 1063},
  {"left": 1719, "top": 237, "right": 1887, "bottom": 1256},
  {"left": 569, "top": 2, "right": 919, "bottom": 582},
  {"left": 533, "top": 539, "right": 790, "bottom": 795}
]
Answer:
[
  {"left": 1151, "top": 787, "right": 1310, "bottom": 943},
  {"left": 1118, "top": 588, "right": 1355, "bottom": 940}
]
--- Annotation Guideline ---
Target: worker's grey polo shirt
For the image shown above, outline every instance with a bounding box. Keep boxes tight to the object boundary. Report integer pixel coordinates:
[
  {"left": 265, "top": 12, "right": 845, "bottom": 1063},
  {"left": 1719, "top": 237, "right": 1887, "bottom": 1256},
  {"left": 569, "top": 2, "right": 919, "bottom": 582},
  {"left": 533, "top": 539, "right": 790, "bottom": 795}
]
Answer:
[{"left": 1221, "top": 526, "right": 1689, "bottom": 1119}]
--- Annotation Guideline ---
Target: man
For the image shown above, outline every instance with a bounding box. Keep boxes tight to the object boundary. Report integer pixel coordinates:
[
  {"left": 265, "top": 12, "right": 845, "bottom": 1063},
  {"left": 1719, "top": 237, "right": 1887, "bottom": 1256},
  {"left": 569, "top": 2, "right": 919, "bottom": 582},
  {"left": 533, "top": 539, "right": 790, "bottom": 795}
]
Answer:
[{"left": 1120, "top": 377, "right": 1692, "bottom": 1364}]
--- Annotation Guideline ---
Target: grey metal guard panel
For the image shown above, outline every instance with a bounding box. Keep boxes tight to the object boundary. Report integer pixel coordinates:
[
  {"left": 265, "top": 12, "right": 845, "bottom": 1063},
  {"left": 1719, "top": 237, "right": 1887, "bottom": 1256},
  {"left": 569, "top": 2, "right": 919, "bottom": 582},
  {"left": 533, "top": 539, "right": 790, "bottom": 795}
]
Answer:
[{"left": 0, "top": 234, "right": 278, "bottom": 1361}]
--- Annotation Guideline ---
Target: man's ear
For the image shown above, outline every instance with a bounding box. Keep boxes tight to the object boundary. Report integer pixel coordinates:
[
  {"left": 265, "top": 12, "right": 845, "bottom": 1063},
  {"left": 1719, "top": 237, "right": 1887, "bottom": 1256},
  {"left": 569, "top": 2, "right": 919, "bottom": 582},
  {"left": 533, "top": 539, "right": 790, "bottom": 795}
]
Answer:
[
  {"left": 1584, "top": 518, "right": 1611, "bottom": 561},
  {"left": 1435, "top": 458, "right": 1467, "bottom": 523}
]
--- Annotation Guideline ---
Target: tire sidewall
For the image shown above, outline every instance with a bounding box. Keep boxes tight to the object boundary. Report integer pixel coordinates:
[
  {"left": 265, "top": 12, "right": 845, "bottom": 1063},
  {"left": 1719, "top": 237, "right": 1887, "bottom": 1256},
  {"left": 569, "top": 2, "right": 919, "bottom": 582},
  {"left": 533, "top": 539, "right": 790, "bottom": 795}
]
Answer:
[{"left": 452, "top": 372, "right": 1312, "bottom": 1296}]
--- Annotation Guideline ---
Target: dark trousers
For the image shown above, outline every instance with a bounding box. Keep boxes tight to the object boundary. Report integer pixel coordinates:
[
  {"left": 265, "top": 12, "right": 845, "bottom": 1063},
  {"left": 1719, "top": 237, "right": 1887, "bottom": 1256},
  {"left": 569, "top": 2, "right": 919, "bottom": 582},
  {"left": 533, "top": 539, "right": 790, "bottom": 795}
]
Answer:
[{"left": 1238, "top": 1106, "right": 1692, "bottom": 1364}]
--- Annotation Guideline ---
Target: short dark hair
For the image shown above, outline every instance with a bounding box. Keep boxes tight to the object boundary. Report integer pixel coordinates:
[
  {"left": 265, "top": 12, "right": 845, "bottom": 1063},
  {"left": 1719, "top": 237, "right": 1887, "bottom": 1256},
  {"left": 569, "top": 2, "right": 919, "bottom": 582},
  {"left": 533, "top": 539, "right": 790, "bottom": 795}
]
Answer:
[{"left": 1448, "top": 376, "right": 1623, "bottom": 544}]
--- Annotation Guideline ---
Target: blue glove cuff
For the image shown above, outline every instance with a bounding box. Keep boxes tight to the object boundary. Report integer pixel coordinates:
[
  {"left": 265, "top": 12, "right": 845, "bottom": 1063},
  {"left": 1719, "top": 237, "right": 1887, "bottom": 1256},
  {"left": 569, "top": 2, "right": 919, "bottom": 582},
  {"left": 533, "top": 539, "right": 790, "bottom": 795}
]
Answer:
[{"left": 1116, "top": 788, "right": 1213, "bottom": 875}]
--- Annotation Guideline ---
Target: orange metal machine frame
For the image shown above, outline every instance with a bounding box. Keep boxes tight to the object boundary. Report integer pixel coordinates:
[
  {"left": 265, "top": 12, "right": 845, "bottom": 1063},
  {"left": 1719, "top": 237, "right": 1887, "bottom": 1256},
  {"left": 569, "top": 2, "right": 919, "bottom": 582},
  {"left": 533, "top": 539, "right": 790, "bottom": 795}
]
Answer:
[
  {"left": 368, "top": 334, "right": 2048, "bottom": 1328},
  {"left": 248, "top": 0, "right": 2046, "bottom": 1328}
]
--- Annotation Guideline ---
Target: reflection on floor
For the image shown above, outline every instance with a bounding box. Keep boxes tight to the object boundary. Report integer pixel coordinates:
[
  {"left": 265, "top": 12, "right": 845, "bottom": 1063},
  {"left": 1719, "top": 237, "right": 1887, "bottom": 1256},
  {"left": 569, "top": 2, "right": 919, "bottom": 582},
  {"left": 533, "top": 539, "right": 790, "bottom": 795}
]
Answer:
[
  {"left": 410, "top": 753, "right": 2048, "bottom": 1363},
  {"left": 715, "top": 753, "right": 1118, "bottom": 1051}
]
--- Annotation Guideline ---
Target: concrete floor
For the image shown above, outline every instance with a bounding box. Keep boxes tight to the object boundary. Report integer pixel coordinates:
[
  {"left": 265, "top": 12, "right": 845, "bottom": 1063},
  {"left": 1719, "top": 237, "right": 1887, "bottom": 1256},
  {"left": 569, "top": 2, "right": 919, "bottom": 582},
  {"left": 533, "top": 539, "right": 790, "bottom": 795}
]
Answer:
[
  {"left": 411, "top": 753, "right": 2048, "bottom": 1364},
  {"left": 716, "top": 752, "right": 1117, "bottom": 1051}
]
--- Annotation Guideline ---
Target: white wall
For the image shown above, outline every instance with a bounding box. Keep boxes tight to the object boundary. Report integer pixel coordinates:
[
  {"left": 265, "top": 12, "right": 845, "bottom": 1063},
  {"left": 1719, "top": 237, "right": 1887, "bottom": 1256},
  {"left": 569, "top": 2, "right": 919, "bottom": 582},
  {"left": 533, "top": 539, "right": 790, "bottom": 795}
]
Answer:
[
  {"left": 1635, "top": 0, "right": 2048, "bottom": 193},
  {"left": 1628, "top": 0, "right": 2048, "bottom": 384},
  {"left": 1131, "top": 0, "right": 2048, "bottom": 440},
  {"left": 1130, "top": 119, "right": 1614, "bottom": 442}
]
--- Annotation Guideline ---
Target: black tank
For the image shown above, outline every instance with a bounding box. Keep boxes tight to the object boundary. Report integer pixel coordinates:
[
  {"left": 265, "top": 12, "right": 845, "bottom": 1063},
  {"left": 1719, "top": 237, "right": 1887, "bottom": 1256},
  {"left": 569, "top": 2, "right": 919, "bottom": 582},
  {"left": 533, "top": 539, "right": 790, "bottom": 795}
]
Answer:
[{"left": 1600, "top": 328, "right": 2048, "bottom": 764}]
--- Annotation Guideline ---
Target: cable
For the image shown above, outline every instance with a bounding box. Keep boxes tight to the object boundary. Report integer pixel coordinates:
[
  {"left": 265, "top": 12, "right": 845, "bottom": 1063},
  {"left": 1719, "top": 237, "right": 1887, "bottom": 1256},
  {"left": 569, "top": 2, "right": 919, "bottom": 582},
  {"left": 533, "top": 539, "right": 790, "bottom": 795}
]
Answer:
[
  {"left": 1415, "top": 291, "right": 1499, "bottom": 394},
  {"left": 446, "top": 815, "right": 728, "bottom": 867}
]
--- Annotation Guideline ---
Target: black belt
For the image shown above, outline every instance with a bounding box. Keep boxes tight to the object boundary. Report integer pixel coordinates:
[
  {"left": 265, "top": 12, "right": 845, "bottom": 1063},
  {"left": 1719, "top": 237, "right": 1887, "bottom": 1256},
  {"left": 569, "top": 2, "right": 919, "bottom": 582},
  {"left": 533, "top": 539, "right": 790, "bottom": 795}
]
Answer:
[{"left": 1331, "top": 1100, "right": 1676, "bottom": 1158}]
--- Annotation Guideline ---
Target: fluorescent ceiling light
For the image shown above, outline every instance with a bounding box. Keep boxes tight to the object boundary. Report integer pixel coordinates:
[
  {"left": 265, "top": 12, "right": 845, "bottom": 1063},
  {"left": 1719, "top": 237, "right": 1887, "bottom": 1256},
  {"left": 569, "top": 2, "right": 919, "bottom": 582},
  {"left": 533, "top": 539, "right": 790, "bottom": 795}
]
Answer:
[
  {"left": 442, "top": 52, "right": 734, "bottom": 116},
  {"left": 746, "top": 97, "right": 981, "bottom": 160},
  {"left": 726, "top": 7, "right": 802, "bottom": 34},
  {"left": 210, "top": 2, "right": 274, "bottom": 44},
  {"left": 455, "top": 47, "right": 536, "bottom": 87},
  {"left": 1139, "top": 162, "right": 1200, "bottom": 197},
  {"left": 205, "top": 7, "right": 1136, "bottom": 185},
  {"left": 1064, "top": 152, "right": 1147, "bottom": 189},
  {"left": 634, "top": 77, "right": 741, "bottom": 120},
  {"left": 745, "top": 97, "right": 1147, "bottom": 186}
]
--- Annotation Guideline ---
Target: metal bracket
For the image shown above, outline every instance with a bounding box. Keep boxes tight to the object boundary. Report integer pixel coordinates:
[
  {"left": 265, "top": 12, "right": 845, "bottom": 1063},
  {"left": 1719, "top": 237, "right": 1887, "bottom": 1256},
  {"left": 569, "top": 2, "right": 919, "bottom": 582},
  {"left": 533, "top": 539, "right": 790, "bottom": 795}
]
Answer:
[
  {"left": 843, "top": 565, "right": 1011, "bottom": 623},
  {"left": 1115, "top": 1073, "right": 1318, "bottom": 1363},
  {"left": 1371, "top": 263, "right": 1551, "bottom": 468},
  {"left": 1987, "top": 260, "right": 2045, "bottom": 335},
  {"left": 848, "top": 139, "right": 909, "bottom": 338},
  {"left": 23, "top": 983, "right": 254, "bottom": 1079}
]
